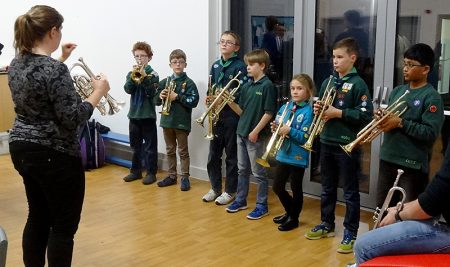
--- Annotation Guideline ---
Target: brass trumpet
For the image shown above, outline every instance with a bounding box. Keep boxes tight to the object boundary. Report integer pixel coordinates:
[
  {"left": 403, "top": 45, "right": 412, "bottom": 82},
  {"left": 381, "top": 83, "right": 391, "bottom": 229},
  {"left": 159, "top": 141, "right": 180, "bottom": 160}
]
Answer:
[
  {"left": 160, "top": 77, "right": 176, "bottom": 116},
  {"left": 373, "top": 169, "right": 406, "bottom": 229},
  {"left": 196, "top": 71, "right": 242, "bottom": 127},
  {"left": 256, "top": 102, "right": 295, "bottom": 167},
  {"left": 340, "top": 90, "right": 409, "bottom": 155},
  {"left": 204, "top": 75, "right": 217, "bottom": 140},
  {"left": 131, "top": 60, "right": 147, "bottom": 84},
  {"left": 70, "top": 57, "right": 125, "bottom": 115},
  {"left": 300, "top": 75, "right": 336, "bottom": 152}
]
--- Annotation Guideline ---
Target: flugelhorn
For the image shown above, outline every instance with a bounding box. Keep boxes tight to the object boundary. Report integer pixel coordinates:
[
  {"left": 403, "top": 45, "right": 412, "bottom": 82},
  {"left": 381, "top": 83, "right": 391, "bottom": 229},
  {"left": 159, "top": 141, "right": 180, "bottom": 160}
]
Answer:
[
  {"left": 131, "top": 60, "right": 147, "bottom": 84},
  {"left": 196, "top": 71, "right": 242, "bottom": 127},
  {"left": 70, "top": 57, "right": 125, "bottom": 115},
  {"left": 373, "top": 169, "right": 406, "bottom": 229},
  {"left": 256, "top": 101, "right": 295, "bottom": 168},
  {"left": 160, "top": 77, "right": 176, "bottom": 116},
  {"left": 300, "top": 75, "right": 336, "bottom": 152},
  {"left": 340, "top": 90, "right": 409, "bottom": 155}
]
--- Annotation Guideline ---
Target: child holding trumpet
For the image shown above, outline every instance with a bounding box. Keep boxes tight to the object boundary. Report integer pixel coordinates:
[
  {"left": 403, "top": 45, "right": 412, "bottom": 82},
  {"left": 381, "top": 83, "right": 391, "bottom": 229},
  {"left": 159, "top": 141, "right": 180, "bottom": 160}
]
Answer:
[
  {"left": 270, "top": 74, "right": 314, "bottom": 231},
  {"left": 123, "top": 41, "right": 160, "bottom": 185},
  {"left": 157, "top": 49, "right": 199, "bottom": 191},
  {"left": 304, "top": 38, "right": 373, "bottom": 254}
]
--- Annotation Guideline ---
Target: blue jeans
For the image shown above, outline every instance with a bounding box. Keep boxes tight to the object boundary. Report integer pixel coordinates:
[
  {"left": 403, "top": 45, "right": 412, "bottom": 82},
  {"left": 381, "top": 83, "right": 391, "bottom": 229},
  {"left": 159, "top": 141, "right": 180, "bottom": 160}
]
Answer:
[
  {"left": 235, "top": 135, "right": 268, "bottom": 208},
  {"left": 320, "top": 143, "right": 360, "bottom": 234},
  {"left": 10, "top": 141, "right": 85, "bottom": 267},
  {"left": 354, "top": 220, "right": 450, "bottom": 265}
]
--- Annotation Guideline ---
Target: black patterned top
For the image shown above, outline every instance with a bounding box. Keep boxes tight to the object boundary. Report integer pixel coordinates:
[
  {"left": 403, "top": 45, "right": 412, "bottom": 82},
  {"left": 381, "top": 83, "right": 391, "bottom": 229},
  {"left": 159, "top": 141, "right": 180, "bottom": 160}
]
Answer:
[{"left": 8, "top": 54, "right": 94, "bottom": 157}]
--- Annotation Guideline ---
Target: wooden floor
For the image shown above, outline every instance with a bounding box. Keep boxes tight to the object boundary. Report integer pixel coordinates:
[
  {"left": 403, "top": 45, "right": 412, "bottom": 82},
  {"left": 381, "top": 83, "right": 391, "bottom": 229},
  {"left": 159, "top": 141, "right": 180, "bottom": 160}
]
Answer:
[{"left": 0, "top": 154, "right": 374, "bottom": 267}]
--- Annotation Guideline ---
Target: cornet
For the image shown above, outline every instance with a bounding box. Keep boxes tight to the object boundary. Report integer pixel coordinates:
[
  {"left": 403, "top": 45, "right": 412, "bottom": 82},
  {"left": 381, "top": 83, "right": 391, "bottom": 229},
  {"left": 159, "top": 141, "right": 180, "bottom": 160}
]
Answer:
[
  {"left": 196, "top": 71, "right": 242, "bottom": 127},
  {"left": 300, "top": 75, "right": 336, "bottom": 152},
  {"left": 204, "top": 75, "right": 217, "bottom": 140},
  {"left": 131, "top": 60, "right": 147, "bottom": 84},
  {"left": 373, "top": 169, "right": 406, "bottom": 229},
  {"left": 70, "top": 57, "right": 125, "bottom": 115},
  {"left": 256, "top": 102, "right": 295, "bottom": 168},
  {"left": 340, "top": 90, "right": 409, "bottom": 155},
  {"left": 160, "top": 77, "right": 176, "bottom": 116}
]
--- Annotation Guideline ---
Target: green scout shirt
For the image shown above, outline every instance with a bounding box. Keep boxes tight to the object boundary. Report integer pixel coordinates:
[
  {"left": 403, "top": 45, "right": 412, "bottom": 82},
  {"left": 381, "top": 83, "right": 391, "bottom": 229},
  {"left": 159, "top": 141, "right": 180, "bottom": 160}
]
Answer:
[
  {"left": 210, "top": 54, "right": 248, "bottom": 122},
  {"left": 236, "top": 75, "right": 277, "bottom": 137},
  {"left": 319, "top": 69, "right": 373, "bottom": 146},
  {"left": 157, "top": 72, "right": 199, "bottom": 132},
  {"left": 381, "top": 83, "right": 444, "bottom": 172},
  {"left": 124, "top": 65, "right": 159, "bottom": 119}
]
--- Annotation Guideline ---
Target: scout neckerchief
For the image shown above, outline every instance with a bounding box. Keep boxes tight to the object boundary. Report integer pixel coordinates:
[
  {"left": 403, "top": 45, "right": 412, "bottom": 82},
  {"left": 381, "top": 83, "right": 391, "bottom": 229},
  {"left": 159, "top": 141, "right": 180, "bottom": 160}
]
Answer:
[
  {"left": 333, "top": 67, "right": 358, "bottom": 90},
  {"left": 217, "top": 53, "right": 238, "bottom": 86}
]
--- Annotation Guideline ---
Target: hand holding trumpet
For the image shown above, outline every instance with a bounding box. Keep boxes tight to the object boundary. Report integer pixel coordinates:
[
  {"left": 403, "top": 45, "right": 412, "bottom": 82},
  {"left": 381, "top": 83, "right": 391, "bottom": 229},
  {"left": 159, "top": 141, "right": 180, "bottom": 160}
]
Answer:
[
  {"left": 374, "top": 108, "right": 403, "bottom": 132},
  {"left": 313, "top": 100, "right": 342, "bottom": 122},
  {"left": 159, "top": 87, "right": 178, "bottom": 101}
]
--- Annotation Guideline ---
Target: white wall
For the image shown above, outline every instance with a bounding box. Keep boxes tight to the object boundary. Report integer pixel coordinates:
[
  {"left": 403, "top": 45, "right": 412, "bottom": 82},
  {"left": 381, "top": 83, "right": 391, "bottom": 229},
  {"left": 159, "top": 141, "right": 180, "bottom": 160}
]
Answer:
[{"left": 0, "top": 0, "right": 222, "bottom": 180}]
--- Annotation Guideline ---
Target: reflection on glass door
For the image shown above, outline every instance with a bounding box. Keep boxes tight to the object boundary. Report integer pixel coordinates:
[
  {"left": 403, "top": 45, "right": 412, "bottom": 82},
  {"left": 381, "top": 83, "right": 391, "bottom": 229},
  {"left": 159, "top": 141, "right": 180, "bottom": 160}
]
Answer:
[
  {"left": 230, "top": 0, "right": 296, "bottom": 109},
  {"left": 306, "top": 0, "right": 379, "bottom": 208},
  {"left": 396, "top": 1, "right": 450, "bottom": 179}
]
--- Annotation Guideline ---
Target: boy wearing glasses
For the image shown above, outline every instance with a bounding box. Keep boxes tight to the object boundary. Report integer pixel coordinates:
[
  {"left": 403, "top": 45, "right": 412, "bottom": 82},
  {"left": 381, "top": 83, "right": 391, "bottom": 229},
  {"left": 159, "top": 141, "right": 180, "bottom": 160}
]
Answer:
[
  {"left": 156, "top": 49, "right": 199, "bottom": 191},
  {"left": 376, "top": 43, "right": 444, "bottom": 208},
  {"left": 202, "top": 31, "right": 248, "bottom": 205},
  {"left": 123, "top": 41, "right": 160, "bottom": 185}
]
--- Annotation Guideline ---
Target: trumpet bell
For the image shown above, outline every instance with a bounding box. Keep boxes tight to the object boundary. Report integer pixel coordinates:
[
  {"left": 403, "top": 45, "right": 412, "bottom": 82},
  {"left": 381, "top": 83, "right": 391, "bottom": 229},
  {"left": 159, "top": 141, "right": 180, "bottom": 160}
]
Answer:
[
  {"left": 70, "top": 57, "right": 125, "bottom": 116},
  {"left": 255, "top": 158, "right": 271, "bottom": 168}
]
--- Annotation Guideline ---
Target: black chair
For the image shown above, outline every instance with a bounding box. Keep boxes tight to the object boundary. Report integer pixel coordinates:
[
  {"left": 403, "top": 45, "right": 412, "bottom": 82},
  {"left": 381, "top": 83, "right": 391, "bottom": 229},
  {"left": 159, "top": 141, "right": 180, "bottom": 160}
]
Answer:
[{"left": 0, "top": 226, "right": 7, "bottom": 267}]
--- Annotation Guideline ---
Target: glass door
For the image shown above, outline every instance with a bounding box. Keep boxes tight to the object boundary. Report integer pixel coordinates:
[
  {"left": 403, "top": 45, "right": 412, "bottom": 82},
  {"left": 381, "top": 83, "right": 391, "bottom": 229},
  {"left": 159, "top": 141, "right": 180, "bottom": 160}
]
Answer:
[
  {"left": 394, "top": 0, "right": 450, "bottom": 179},
  {"left": 302, "top": 0, "right": 391, "bottom": 209},
  {"left": 303, "top": 0, "right": 450, "bottom": 209}
]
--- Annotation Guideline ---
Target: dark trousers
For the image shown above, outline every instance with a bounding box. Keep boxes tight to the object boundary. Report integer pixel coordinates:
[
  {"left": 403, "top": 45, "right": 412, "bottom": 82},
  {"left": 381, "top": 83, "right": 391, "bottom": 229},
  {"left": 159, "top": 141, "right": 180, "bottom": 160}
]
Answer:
[
  {"left": 206, "top": 119, "right": 238, "bottom": 194},
  {"left": 320, "top": 143, "right": 360, "bottom": 235},
  {"left": 129, "top": 118, "right": 158, "bottom": 175},
  {"left": 272, "top": 162, "right": 305, "bottom": 219},
  {"left": 377, "top": 159, "right": 428, "bottom": 208},
  {"left": 9, "top": 141, "right": 85, "bottom": 267}
]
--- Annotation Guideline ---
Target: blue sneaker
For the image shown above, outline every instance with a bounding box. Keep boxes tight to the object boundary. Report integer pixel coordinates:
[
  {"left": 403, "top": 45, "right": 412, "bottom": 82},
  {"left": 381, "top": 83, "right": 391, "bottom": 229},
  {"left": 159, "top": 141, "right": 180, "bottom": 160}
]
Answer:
[
  {"left": 246, "top": 206, "right": 269, "bottom": 220},
  {"left": 226, "top": 201, "right": 248, "bottom": 213},
  {"left": 180, "top": 176, "right": 190, "bottom": 191},
  {"left": 337, "top": 229, "right": 357, "bottom": 254}
]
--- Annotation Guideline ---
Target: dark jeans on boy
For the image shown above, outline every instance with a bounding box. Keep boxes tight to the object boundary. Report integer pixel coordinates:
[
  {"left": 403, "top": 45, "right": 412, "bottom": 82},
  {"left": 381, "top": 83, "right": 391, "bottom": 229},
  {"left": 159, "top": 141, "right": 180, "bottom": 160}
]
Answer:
[
  {"left": 129, "top": 118, "right": 158, "bottom": 175},
  {"left": 273, "top": 163, "right": 305, "bottom": 219},
  {"left": 10, "top": 141, "right": 85, "bottom": 267},
  {"left": 207, "top": 117, "right": 238, "bottom": 194},
  {"left": 377, "top": 160, "right": 428, "bottom": 208},
  {"left": 320, "top": 143, "right": 360, "bottom": 235}
]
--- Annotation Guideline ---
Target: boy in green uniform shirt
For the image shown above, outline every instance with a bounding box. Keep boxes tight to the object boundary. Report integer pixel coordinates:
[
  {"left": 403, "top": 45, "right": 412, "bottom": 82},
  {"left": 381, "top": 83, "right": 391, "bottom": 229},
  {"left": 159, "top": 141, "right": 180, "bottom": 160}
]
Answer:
[
  {"left": 202, "top": 31, "right": 248, "bottom": 205},
  {"left": 225, "top": 49, "right": 277, "bottom": 220},
  {"left": 377, "top": 43, "right": 444, "bottom": 208},
  {"left": 123, "top": 41, "right": 160, "bottom": 185},
  {"left": 304, "top": 38, "right": 373, "bottom": 254},
  {"left": 157, "top": 49, "right": 199, "bottom": 191}
]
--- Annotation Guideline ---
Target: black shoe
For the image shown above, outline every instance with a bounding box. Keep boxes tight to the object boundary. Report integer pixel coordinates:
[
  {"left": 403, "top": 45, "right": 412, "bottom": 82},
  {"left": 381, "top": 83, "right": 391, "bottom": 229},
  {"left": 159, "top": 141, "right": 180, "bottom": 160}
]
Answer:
[
  {"left": 157, "top": 176, "right": 177, "bottom": 187},
  {"left": 273, "top": 213, "right": 289, "bottom": 224},
  {"left": 123, "top": 172, "right": 142, "bottom": 182},
  {"left": 278, "top": 217, "right": 299, "bottom": 231},
  {"left": 142, "top": 174, "right": 156, "bottom": 185}
]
